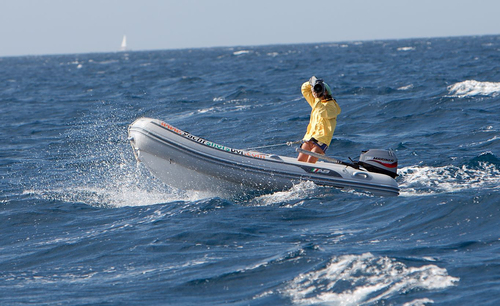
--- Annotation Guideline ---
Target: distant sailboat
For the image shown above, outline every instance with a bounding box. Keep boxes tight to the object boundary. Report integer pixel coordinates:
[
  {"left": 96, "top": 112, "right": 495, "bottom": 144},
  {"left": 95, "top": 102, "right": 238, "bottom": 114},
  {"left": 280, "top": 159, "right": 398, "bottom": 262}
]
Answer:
[{"left": 120, "top": 35, "right": 127, "bottom": 51}]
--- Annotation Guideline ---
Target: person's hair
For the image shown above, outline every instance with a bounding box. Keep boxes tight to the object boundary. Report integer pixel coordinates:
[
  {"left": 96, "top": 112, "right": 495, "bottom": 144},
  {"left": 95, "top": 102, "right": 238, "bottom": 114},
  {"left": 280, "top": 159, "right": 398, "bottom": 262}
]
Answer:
[{"left": 323, "top": 83, "right": 334, "bottom": 100}]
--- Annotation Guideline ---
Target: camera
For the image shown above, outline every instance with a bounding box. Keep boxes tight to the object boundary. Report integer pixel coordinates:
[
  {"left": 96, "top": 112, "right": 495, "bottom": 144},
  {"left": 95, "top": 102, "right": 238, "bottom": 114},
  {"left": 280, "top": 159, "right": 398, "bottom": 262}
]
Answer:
[
  {"left": 309, "top": 76, "right": 326, "bottom": 96},
  {"left": 313, "top": 82, "right": 325, "bottom": 95}
]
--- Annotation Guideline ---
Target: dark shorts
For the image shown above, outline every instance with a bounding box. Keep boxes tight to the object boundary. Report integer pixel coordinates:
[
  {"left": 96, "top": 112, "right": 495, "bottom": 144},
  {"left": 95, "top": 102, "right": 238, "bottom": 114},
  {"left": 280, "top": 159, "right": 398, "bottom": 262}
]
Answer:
[{"left": 307, "top": 138, "right": 329, "bottom": 153}]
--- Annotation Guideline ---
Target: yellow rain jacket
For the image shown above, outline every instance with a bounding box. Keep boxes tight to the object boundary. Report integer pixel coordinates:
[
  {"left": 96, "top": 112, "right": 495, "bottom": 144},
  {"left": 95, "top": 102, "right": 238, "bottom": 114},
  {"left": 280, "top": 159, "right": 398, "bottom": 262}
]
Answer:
[{"left": 301, "top": 82, "right": 341, "bottom": 146}]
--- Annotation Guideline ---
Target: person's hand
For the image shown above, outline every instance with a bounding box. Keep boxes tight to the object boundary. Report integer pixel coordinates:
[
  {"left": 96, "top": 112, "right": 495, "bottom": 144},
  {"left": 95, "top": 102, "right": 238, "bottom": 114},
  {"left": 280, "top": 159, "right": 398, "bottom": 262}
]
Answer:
[{"left": 309, "top": 76, "right": 318, "bottom": 86}]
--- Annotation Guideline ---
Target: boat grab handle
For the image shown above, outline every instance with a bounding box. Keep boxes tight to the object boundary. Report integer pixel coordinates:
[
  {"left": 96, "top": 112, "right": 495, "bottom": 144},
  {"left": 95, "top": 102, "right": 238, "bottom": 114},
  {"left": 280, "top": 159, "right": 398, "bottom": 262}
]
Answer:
[{"left": 353, "top": 171, "right": 371, "bottom": 179}]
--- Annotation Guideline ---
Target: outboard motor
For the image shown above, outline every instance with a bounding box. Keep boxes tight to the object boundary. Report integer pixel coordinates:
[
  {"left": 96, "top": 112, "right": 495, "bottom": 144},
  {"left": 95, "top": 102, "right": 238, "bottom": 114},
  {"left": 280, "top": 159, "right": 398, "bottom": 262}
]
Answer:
[{"left": 358, "top": 149, "right": 398, "bottom": 178}]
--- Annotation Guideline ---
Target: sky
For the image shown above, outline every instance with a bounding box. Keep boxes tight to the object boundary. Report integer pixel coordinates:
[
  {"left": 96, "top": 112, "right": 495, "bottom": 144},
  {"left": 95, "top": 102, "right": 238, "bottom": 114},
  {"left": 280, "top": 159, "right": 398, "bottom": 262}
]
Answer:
[{"left": 1, "top": 0, "right": 499, "bottom": 57}]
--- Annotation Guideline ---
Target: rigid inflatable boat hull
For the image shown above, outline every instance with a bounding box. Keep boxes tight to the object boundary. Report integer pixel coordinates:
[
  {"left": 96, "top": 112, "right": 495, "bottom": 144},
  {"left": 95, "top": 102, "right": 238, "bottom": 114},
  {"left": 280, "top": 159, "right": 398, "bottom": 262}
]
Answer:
[{"left": 128, "top": 118, "right": 399, "bottom": 196}]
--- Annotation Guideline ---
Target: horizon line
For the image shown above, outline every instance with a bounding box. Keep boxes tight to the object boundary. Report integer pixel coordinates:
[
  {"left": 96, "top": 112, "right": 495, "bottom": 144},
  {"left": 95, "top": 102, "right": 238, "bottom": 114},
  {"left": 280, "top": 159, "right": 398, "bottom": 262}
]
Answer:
[{"left": 1, "top": 33, "right": 498, "bottom": 59}]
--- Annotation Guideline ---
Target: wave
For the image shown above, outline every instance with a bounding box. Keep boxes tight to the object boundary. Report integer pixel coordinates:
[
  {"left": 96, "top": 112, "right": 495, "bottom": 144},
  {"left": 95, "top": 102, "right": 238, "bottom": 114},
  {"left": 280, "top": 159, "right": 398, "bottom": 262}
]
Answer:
[
  {"left": 447, "top": 80, "right": 500, "bottom": 98},
  {"left": 282, "top": 253, "right": 458, "bottom": 305},
  {"left": 248, "top": 181, "right": 320, "bottom": 207},
  {"left": 398, "top": 158, "right": 500, "bottom": 196}
]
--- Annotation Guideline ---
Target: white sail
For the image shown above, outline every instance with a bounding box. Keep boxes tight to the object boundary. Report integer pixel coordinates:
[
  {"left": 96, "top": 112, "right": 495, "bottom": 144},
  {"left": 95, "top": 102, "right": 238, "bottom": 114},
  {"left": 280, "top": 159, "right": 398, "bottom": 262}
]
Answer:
[{"left": 120, "top": 35, "right": 127, "bottom": 51}]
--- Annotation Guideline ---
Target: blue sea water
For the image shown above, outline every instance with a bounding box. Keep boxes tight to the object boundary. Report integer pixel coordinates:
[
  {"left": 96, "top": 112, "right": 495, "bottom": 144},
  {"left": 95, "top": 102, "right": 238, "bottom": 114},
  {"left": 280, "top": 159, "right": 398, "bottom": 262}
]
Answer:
[{"left": 1, "top": 35, "right": 499, "bottom": 305}]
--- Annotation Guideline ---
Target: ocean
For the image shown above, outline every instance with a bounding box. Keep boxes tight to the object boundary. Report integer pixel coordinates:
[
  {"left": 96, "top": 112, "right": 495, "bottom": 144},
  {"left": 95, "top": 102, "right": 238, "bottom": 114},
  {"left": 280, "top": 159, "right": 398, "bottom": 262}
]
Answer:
[{"left": 1, "top": 35, "right": 499, "bottom": 305}]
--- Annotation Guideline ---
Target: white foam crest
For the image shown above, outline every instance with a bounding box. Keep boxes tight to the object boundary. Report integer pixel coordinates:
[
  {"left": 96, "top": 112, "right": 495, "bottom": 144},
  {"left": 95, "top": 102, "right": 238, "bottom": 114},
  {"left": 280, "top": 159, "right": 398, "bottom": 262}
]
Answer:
[
  {"left": 397, "top": 47, "right": 416, "bottom": 51},
  {"left": 459, "top": 135, "right": 500, "bottom": 148},
  {"left": 399, "top": 162, "right": 500, "bottom": 196},
  {"left": 403, "top": 298, "right": 435, "bottom": 306},
  {"left": 233, "top": 50, "right": 251, "bottom": 56},
  {"left": 397, "top": 84, "right": 414, "bottom": 91},
  {"left": 249, "top": 181, "right": 319, "bottom": 207},
  {"left": 282, "top": 253, "right": 458, "bottom": 305},
  {"left": 447, "top": 80, "right": 500, "bottom": 98}
]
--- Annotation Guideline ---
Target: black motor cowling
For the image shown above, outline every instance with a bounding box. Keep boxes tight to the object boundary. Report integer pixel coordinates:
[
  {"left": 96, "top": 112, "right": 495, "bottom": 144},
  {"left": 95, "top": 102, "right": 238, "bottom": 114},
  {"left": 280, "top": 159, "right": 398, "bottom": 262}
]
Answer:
[{"left": 358, "top": 149, "right": 398, "bottom": 178}]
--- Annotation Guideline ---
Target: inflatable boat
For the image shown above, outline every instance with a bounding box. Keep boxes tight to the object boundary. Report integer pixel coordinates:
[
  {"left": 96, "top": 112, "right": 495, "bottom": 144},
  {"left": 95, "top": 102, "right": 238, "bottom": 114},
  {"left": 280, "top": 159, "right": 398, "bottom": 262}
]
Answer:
[{"left": 128, "top": 118, "right": 399, "bottom": 197}]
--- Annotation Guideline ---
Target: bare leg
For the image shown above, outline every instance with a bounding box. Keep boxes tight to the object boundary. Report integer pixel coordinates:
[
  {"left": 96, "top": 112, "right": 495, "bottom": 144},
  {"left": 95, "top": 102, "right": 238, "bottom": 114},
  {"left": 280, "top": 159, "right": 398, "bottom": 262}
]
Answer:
[
  {"left": 297, "top": 142, "right": 312, "bottom": 162},
  {"left": 307, "top": 144, "right": 325, "bottom": 163},
  {"left": 297, "top": 141, "right": 325, "bottom": 163}
]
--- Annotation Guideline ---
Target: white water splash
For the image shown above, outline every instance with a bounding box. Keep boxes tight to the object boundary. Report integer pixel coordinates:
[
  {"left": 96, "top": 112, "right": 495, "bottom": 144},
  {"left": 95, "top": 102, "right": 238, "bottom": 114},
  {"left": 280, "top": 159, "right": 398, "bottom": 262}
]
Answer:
[
  {"left": 23, "top": 184, "right": 211, "bottom": 208},
  {"left": 283, "top": 253, "right": 458, "bottom": 305},
  {"left": 24, "top": 147, "right": 215, "bottom": 208},
  {"left": 447, "top": 80, "right": 500, "bottom": 98}
]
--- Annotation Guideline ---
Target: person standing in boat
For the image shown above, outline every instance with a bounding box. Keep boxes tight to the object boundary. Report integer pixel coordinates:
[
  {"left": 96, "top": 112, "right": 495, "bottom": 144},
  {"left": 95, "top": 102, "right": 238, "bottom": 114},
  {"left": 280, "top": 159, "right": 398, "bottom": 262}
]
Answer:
[{"left": 297, "top": 76, "right": 341, "bottom": 163}]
